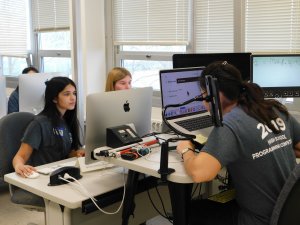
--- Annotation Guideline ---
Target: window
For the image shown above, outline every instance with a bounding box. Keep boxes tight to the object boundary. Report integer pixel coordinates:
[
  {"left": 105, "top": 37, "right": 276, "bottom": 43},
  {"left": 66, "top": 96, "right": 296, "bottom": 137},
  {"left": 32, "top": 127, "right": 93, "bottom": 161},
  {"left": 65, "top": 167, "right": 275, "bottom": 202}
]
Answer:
[
  {"left": 118, "top": 45, "right": 185, "bottom": 91},
  {"left": 109, "top": 0, "right": 300, "bottom": 95},
  {"left": 38, "top": 31, "right": 71, "bottom": 75},
  {"left": 112, "top": 0, "right": 189, "bottom": 91},
  {"left": 31, "top": 0, "right": 71, "bottom": 76},
  {"left": 245, "top": 0, "right": 300, "bottom": 53},
  {"left": 0, "top": 0, "right": 29, "bottom": 77},
  {"left": 2, "top": 57, "right": 28, "bottom": 76},
  {"left": 194, "top": 0, "right": 234, "bottom": 53}
]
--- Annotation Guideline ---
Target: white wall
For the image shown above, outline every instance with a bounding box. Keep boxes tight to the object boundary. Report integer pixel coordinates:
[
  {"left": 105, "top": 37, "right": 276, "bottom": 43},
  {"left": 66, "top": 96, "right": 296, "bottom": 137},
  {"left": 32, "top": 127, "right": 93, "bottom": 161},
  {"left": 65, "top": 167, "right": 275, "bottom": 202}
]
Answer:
[{"left": 70, "top": 0, "right": 107, "bottom": 132}]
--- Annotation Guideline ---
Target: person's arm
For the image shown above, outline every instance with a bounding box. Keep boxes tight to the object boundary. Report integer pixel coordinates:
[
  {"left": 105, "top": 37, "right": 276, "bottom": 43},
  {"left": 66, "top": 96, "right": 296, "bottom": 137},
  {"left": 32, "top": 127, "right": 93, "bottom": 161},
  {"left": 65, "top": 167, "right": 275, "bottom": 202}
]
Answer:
[
  {"left": 294, "top": 142, "right": 300, "bottom": 158},
  {"left": 7, "top": 91, "right": 19, "bottom": 114},
  {"left": 69, "top": 149, "right": 85, "bottom": 158},
  {"left": 13, "top": 143, "right": 35, "bottom": 177},
  {"left": 177, "top": 140, "right": 221, "bottom": 183}
]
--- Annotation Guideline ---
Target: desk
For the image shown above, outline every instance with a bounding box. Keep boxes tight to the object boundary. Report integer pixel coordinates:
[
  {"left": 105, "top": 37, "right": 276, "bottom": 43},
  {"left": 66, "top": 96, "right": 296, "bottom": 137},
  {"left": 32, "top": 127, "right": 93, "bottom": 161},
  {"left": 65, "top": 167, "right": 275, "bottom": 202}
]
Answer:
[
  {"left": 96, "top": 145, "right": 195, "bottom": 225},
  {"left": 4, "top": 158, "right": 170, "bottom": 225}
]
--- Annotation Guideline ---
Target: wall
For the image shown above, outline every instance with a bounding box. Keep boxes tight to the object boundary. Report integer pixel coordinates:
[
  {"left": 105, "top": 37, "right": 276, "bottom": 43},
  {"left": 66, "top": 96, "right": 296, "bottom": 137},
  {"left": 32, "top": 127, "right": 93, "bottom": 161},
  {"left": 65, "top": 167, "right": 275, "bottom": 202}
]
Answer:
[{"left": 70, "top": 0, "right": 107, "bottom": 134}]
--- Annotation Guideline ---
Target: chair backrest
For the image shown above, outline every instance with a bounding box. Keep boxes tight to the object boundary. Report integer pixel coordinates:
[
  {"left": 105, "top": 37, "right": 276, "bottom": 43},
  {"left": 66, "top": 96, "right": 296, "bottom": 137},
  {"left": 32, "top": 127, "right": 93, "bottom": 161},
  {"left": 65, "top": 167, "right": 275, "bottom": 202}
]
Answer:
[
  {"left": 270, "top": 163, "right": 300, "bottom": 225},
  {"left": 0, "top": 112, "right": 35, "bottom": 182}
]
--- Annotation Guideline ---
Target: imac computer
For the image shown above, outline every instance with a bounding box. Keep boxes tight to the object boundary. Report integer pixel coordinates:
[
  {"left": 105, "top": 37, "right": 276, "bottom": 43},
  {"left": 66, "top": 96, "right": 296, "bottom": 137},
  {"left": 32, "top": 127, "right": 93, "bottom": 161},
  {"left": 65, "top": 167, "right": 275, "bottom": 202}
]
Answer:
[
  {"left": 19, "top": 73, "right": 63, "bottom": 114},
  {"left": 0, "top": 76, "right": 7, "bottom": 118},
  {"left": 172, "top": 52, "right": 252, "bottom": 81},
  {"left": 85, "top": 87, "right": 153, "bottom": 164},
  {"left": 251, "top": 54, "right": 300, "bottom": 98}
]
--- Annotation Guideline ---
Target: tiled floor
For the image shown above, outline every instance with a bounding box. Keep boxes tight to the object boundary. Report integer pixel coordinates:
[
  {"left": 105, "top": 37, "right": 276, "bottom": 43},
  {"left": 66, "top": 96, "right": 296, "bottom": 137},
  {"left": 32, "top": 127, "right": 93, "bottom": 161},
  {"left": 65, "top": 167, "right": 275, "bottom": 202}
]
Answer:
[
  {"left": 0, "top": 187, "right": 44, "bottom": 225},
  {"left": 0, "top": 187, "right": 171, "bottom": 225}
]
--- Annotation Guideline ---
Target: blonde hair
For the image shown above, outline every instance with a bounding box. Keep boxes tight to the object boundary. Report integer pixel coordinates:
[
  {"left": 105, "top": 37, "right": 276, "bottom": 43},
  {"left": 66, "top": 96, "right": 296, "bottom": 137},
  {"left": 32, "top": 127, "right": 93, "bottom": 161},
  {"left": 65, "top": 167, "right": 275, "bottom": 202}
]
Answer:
[{"left": 105, "top": 67, "right": 132, "bottom": 92}]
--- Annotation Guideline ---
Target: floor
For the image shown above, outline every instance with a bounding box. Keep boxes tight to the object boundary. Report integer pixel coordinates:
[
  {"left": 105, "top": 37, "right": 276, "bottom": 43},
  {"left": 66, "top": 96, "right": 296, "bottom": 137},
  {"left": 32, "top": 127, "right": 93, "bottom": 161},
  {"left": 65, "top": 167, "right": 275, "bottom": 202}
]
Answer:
[
  {"left": 0, "top": 187, "right": 44, "bottom": 225},
  {"left": 0, "top": 186, "right": 171, "bottom": 225}
]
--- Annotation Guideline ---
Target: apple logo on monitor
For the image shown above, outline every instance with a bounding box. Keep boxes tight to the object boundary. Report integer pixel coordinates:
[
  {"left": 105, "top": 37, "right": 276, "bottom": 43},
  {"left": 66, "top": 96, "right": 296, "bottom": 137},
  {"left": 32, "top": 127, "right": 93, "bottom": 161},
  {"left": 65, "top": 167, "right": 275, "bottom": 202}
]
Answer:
[{"left": 123, "top": 100, "right": 130, "bottom": 112}]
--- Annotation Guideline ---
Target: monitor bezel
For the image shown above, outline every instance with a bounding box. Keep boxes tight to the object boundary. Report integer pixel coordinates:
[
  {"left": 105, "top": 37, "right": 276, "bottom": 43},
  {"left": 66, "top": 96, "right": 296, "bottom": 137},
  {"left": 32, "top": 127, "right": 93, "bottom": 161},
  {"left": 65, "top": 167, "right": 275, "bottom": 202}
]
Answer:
[{"left": 172, "top": 52, "right": 252, "bottom": 81}]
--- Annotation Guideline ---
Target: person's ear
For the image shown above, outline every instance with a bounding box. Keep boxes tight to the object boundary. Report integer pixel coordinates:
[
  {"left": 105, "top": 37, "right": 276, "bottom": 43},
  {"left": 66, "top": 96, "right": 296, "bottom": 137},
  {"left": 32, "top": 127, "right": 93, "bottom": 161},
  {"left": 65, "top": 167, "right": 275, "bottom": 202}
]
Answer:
[{"left": 53, "top": 98, "right": 58, "bottom": 104}]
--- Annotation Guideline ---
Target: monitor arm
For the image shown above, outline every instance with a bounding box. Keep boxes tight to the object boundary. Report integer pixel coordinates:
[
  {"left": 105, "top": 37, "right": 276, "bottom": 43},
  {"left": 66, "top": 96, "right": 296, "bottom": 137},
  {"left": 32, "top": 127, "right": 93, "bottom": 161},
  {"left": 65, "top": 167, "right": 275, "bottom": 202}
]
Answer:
[{"left": 158, "top": 75, "right": 223, "bottom": 181}]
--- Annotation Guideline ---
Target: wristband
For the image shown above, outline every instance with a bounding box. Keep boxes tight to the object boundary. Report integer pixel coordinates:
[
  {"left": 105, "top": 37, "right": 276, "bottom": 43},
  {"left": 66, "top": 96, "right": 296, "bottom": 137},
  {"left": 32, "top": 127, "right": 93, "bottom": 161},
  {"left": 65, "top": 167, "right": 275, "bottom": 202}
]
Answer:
[{"left": 181, "top": 147, "right": 194, "bottom": 158}]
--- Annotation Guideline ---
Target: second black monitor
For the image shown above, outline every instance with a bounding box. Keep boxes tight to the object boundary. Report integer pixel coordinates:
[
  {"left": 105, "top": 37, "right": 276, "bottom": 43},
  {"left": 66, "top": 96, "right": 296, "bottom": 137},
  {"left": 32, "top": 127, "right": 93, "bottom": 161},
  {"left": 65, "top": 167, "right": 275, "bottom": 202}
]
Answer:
[{"left": 173, "top": 52, "right": 252, "bottom": 81}]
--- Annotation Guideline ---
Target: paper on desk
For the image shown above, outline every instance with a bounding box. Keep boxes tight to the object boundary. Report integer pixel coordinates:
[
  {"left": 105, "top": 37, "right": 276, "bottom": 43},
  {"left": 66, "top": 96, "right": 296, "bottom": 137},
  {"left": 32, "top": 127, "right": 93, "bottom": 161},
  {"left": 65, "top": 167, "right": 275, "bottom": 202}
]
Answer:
[{"left": 193, "top": 134, "right": 208, "bottom": 144}]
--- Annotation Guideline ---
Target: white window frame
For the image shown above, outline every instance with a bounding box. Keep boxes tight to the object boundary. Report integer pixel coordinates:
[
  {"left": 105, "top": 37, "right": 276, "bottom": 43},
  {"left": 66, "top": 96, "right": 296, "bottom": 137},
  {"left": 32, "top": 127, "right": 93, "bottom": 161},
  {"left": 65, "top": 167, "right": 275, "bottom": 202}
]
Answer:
[{"left": 37, "top": 49, "right": 71, "bottom": 72}]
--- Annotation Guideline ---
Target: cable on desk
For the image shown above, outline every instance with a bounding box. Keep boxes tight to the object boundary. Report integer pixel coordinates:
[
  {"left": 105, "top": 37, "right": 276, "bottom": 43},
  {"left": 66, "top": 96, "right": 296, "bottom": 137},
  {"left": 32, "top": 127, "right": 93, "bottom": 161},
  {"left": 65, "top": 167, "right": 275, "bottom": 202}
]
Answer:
[
  {"left": 144, "top": 175, "right": 173, "bottom": 224},
  {"left": 58, "top": 169, "right": 126, "bottom": 215}
]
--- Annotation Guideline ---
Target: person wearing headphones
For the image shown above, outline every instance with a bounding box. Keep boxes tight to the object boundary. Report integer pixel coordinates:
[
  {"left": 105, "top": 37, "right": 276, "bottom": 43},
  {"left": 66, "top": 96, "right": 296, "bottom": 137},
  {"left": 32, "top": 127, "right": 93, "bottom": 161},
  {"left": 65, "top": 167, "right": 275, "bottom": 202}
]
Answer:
[
  {"left": 176, "top": 61, "right": 300, "bottom": 225},
  {"left": 105, "top": 67, "right": 132, "bottom": 91},
  {"left": 7, "top": 66, "right": 39, "bottom": 114}
]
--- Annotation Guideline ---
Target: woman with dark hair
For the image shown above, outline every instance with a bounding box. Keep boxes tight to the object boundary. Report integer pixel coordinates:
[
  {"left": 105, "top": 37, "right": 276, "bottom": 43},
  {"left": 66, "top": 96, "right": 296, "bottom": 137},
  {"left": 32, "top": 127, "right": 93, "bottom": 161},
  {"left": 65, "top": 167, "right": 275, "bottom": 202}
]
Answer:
[
  {"left": 7, "top": 66, "right": 39, "bottom": 114},
  {"left": 176, "top": 61, "right": 300, "bottom": 225},
  {"left": 13, "top": 76, "right": 84, "bottom": 178}
]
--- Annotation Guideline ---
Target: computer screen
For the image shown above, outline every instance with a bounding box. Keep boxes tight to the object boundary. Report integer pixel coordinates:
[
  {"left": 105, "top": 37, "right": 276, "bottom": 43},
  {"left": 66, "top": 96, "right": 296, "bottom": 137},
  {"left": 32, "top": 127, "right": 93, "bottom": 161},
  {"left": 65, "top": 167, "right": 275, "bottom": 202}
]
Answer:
[
  {"left": 85, "top": 87, "right": 153, "bottom": 164},
  {"left": 160, "top": 67, "right": 206, "bottom": 119},
  {"left": 173, "top": 53, "right": 252, "bottom": 81},
  {"left": 0, "top": 76, "right": 7, "bottom": 118},
  {"left": 19, "top": 73, "right": 63, "bottom": 114},
  {"left": 251, "top": 54, "right": 300, "bottom": 98}
]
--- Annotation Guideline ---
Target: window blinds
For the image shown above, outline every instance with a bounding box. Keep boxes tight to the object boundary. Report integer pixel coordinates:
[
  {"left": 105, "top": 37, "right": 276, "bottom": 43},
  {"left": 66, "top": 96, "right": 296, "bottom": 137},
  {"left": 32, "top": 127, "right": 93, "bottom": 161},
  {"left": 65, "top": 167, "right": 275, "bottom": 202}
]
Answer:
[
  {"left": 113, "top": 0, "right": 189, "bottom": 45},
  {"left": 245, "top": 0, "right": 300, "bottom": 53},
  {"left": 31, "top": 0, "right": 70, "bottom": 32},
  {"left": 0, "top": 0, "right": 27, "bottom": 57},
  {"left": 194, "top": 0, "right": 234, "bottom": 53}
]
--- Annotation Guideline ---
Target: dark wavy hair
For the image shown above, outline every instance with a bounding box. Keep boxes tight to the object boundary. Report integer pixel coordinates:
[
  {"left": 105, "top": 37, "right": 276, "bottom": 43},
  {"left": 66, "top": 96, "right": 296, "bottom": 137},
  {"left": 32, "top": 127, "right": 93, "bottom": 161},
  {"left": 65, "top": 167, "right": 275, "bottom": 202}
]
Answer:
[
  {"left": 40, "top": 76, "right": 81, "bottom": 150},
  {"left": 22, "top": 66, "right": 39, "bottom": 74},
  {"left": 199, "top": 61, "right": 288, "bottom": 133}
]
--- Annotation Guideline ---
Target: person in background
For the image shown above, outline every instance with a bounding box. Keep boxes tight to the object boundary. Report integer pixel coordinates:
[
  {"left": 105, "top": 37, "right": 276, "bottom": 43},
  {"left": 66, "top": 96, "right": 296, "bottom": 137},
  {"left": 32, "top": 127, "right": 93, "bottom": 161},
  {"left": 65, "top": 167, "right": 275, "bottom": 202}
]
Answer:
[
  {"left": 7, "top": 66, "right": 39, "bottom": 114},
  {"left": 13, "top": 76, "right": 85, "bottom": 177},
  {"left": 105, "top": 67, "right": 132, "bottom": 91},
  {"left": 176, "top": 61, "right": 300, "bottom": 225}
]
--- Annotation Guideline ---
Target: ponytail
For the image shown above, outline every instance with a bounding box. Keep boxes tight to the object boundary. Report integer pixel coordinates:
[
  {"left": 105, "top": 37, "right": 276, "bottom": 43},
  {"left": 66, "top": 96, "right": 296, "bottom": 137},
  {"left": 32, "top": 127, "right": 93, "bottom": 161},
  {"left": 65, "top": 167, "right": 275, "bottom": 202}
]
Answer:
[{"left": 238, "top": 82, "right": 288, "bottom": 134}]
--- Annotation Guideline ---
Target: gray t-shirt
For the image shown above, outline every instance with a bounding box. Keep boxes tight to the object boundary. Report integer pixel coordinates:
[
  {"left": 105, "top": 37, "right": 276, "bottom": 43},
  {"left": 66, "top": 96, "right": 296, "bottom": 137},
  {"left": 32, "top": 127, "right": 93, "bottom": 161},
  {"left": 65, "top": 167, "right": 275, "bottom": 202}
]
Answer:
[
  {"left": 22, "top": 115, "right": 73, "bottom": 166},
  {"left": 202, "top": 106, "right": 300, "bottom": 225}
]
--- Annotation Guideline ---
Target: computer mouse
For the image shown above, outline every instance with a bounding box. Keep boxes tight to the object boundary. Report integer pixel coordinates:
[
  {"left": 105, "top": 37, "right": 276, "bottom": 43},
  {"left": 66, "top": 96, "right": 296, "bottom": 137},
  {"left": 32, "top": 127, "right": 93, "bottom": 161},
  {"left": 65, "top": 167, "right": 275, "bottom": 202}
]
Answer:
[{"left": 26, "top": 171, "right": 40, "bottom": 179}]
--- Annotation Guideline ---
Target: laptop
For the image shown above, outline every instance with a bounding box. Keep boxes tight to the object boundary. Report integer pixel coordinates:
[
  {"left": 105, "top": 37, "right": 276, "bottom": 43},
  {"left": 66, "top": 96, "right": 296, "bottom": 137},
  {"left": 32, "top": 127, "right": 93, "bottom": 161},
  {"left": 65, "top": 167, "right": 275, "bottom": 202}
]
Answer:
[
  {"left": 85, "top": 87, "right": 153, "bottom": 164},
  {"left": 159, "top": 67, "right": 213, "bottom": 137}
]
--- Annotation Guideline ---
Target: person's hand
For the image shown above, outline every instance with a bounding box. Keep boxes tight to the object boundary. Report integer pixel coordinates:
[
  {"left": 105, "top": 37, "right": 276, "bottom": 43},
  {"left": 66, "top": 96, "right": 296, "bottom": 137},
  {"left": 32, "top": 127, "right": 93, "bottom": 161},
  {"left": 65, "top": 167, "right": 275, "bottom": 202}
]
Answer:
[
  {"left": 69, "top": 149, "right": 85, "bottom": 158},
  {"left": 76, "top": 149, "right": 85, "bottom": 157},
  {"left": 176, "top": 140, "right": 195, "bottom": 155},
  {"left": 14, "top": 164, "right": 36, "bottom": 178}
]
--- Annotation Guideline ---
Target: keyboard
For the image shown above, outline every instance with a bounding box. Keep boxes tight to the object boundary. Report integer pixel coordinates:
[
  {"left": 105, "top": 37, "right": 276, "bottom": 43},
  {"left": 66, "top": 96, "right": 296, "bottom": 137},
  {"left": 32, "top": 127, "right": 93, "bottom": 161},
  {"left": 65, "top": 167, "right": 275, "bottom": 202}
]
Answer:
[
  {"left": 77, "top": 157, "right": 115, "bottom": 173},
  {"left": 175, "top": 115, "right": 213, "bottom": 131}
]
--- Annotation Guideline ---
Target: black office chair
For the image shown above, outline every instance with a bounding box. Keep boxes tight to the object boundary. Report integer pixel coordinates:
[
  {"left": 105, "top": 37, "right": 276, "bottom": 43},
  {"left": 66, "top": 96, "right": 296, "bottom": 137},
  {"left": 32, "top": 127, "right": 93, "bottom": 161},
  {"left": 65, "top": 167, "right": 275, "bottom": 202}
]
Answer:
[
  {"left": 0, "top": 112, "right": 45, "bottom": 211},
  {"left": 270, "top": 163, "right": 300, "bottom": 225}
]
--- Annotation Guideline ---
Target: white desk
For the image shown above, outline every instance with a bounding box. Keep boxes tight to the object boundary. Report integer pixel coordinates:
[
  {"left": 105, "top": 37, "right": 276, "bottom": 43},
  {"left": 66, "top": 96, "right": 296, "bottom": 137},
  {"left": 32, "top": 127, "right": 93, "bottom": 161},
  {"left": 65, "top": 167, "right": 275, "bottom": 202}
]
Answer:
[
  {"left": 94, "top": 142, "right": 195, "bottom": 225},
  {"left": 4, "top": 158, "right": 170, "bottom": 225},
  {"left": 104, "top": 149, "right": 192, "bottom": 183}
]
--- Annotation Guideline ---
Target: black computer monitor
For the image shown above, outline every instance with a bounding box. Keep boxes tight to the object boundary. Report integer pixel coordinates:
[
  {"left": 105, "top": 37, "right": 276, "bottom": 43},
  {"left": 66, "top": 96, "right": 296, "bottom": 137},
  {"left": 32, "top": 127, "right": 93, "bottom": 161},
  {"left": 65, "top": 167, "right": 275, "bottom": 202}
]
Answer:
[
  {"left": 251, "top": 54, "right": 300, "bottom": 98},
  {"left": 172, "top": 52, "right": 252, "bottom": 81}
]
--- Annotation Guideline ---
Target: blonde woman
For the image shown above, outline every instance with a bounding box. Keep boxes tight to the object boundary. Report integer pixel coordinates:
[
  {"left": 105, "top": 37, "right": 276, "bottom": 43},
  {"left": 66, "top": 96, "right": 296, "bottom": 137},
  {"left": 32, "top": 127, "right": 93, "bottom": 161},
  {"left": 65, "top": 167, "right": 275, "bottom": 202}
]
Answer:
[{"left": 105, "top": 67, "right": 132, "bottom": 91}]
